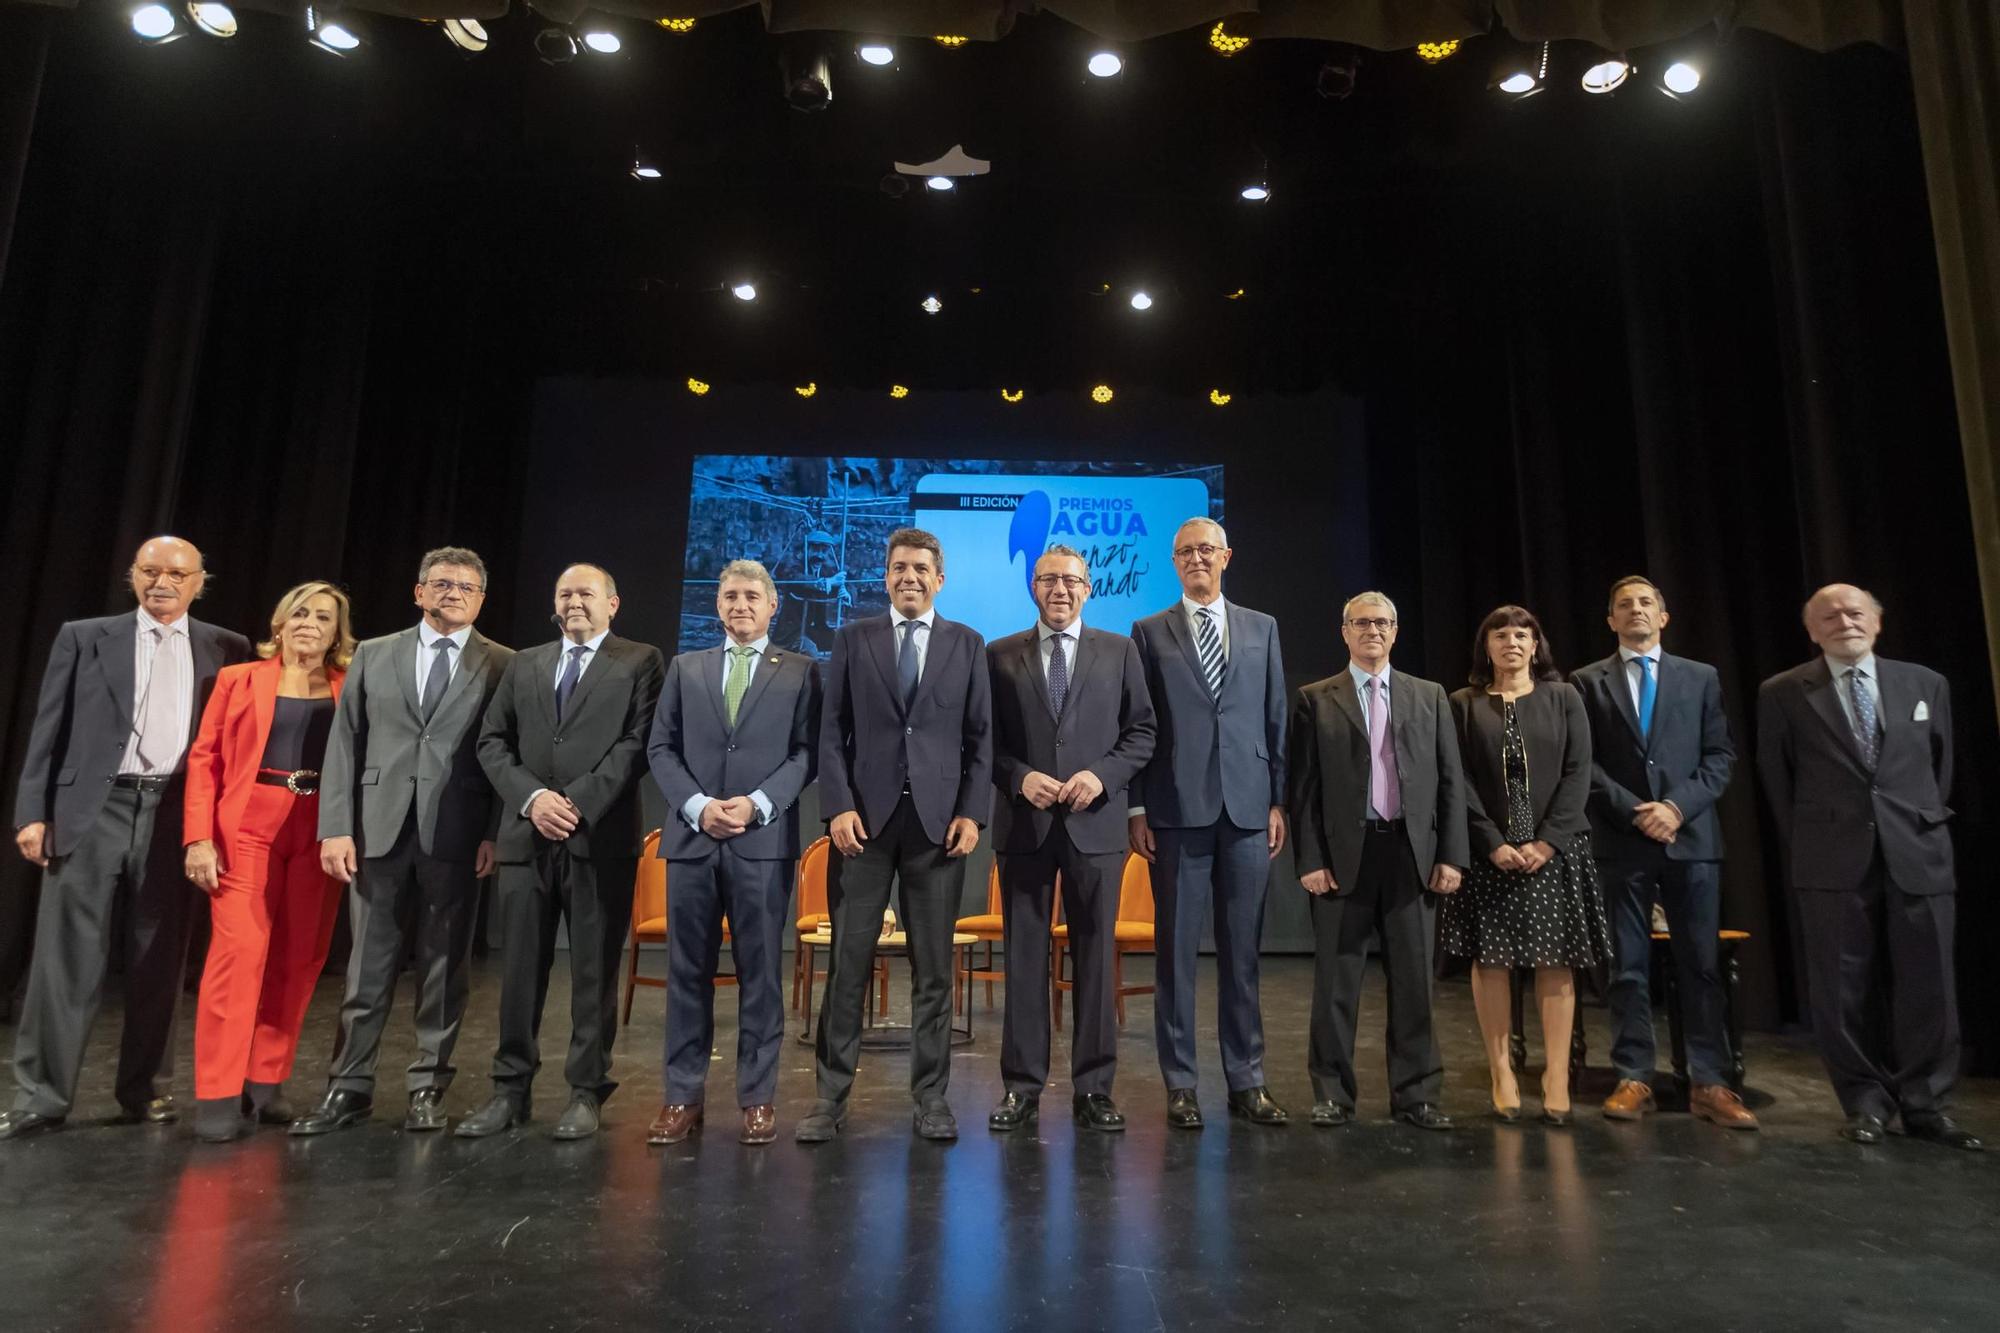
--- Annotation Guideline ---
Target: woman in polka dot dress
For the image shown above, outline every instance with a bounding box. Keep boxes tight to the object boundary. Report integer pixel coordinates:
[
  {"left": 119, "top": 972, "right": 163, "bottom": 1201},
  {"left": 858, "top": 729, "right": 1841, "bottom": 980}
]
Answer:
[{"left": 1439, "top": 606, "right": 1610, "bottom": 1125}]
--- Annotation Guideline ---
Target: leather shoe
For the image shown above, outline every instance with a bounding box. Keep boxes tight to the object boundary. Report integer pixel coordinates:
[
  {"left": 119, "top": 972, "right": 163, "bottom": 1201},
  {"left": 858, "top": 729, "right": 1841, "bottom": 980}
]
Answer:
[
  {"left": 403, "top": 1088, "right": 447, "bottom": 1133},
  {"left": 1540, "top": 1107, "right": 1573, "bottom": 1127},
  {"left": 1226, "top": 1086, "right": 1289, "bottom": 1126},
  {"left": 453, "top": 1093, "right": 528, "bottom": 1139},
  {"left": 0, "top": 1110, "right": 63, "bottom": 1141},
  {"left": 1841, "top": 1112, "right": 1887, "bottom": 1145},
  {"left": 1166, "top": 1089, "right": 1203, "bottom": 1130},
  {"left": 913, "top": 1102, "right": 959, "bottom": 1141},
  {"left": 740, "top": 1105, "right": 777, "bottom": 1145},
  {"left": 647, "top": 1103, "right": 703, "bottom": 1145},
  {"left": 1689, "top": 1083, "right": 1759, "bottom": 1131},
  {"left": 987, "top": 1092, "right": 1040, "bottom": 1132},
  {"left": 793, "top": 1100, "right": 846, "bottom": 1143},
  {"left": 552, "top": 1091, "right": 601, "bottom": 1141},
  {"left": 1904, "top": 1114, "right": 1984, "bottom": 1152},
  {"left": 1491, "top": 1104, "right": 1523, "bottom": 1124},
  {"left": 118, "top": 1095, "right": 180, "bottom": 1125},
  {"left": 289, "top": 1089, "right": 374, "bottom": 1137},
  {"left": 1394, "top": 1102, "right": 1453, "bottom": 1132},
  {"left": 1602, "top": 1078, "right": 1655, "bottom": 1122},
  {"left": 1073, "top": 1093, "right": 1126, "bottom": 1133},
  {"left": 1310, "top": 1101, "right": 1354, "bottom": 1128}
]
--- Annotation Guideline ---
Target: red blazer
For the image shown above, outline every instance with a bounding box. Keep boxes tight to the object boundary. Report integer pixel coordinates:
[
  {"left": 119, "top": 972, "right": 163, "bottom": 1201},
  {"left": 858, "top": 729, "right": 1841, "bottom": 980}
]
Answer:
[{"left": 184, "top": 656, "right": 346, "bottom": 864}]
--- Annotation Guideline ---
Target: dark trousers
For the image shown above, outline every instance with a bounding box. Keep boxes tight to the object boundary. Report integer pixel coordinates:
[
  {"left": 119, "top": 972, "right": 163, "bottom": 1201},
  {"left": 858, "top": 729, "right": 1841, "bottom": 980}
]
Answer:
[
  {"left": 999, "top": 831, "right": 1123, "bottom": 1098},
  {"left": 489, "top": 847, "right": 637, "bottom": 1103},
  {"left": 1151, "top": 819, "right": 1270, "bottom": 1092},
  {"left": 12, "top": 782, "right": 193, "bottom": 1117},
  {"left": 1306, "top": 827, "right": 1442, "bottom": 1111},
  {"left": 813, "top": 794, "right": 965, "bottom": 1108},
  {"left": 664, "top": 846, "right": 792, "bottom": 1107},
  {"left": 1602, "top": 856, "right": 1728, "bottom": 1086},
  {"left": 1795, "top": 859, "right": 1959, "bottom": 1122},
  {"left": 326, "top": 814, "right": 481, "bottom": 1096}
]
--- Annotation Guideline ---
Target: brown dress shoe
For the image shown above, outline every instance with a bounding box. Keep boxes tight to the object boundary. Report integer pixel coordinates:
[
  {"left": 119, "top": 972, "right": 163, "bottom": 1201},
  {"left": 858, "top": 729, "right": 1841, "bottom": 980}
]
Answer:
[
  {"left": 646, "top": 1103, "right": 703, "bottom": 1145},
  {"left": 740, "top": 1105, "right": 777, "bottom": 1145},
  {"left": 1602, "top": 1079, "right": 1655, "bottom": 1121},
  {"left": 1689, "top": 1084, "right": 1759, "bottom": 1130}
]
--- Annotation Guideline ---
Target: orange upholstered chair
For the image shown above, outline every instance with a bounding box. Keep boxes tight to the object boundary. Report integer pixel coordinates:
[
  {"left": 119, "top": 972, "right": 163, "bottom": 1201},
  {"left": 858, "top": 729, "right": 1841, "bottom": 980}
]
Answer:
[
  {"left": 954, "top": 863, "right": 1006, "bottom": 1010},
  {"left": 791, "top": 835, "right": 887, "bottom": 1018},
  {"left": 1051, "top": 853, "right": 1158, "bottom": 1028},
  {"left": 623, "top": 829, "right": 734, "bottom": 1024}
]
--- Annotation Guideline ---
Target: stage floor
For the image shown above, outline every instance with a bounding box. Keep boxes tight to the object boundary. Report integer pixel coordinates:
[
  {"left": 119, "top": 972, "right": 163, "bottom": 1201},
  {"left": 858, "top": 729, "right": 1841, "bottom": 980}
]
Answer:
[{"left": 1, "top": 956, "right": 1994, "bottom": 1331}]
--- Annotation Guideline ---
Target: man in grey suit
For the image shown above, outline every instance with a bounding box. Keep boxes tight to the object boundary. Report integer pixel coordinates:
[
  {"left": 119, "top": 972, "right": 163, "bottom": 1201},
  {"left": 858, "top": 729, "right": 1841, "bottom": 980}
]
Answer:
[
  {"left": 1572, "top": 576, "right": 1756, "bottom": 1129},
  {"left": 800, "top": 528, "right": 992, "bottom": 1143},
  {"left": 1129, "top": 518, "right": 1290, "bottom": 1129},
  {"left": 646, "top": 560, "right": 819, "bottom": 1147},
  {"left": 290, "top": 547, "right": 514, "bottom": 1137},
  {"left": 458, "top": 563, "right": 665, "bottom": 1142},
  {"left": 3, "top": 536, "right": 249, "bottom": 1140},
  {"left": 986, "top": 545, "right": 1156, "bottom": 1134},
  {"left": 1758, "top": 583, "right": 1981, "bottom": 1150},
  {"left": 1287, "top": 592, "right": 1464, "bottom": 1131}
]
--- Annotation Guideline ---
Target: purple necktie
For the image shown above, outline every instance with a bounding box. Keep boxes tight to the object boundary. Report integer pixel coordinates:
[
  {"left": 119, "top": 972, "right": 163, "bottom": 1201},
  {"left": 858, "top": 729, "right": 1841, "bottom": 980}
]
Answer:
[{"left": 1366, "top": 677, "right": 1400, "bottom": 820}]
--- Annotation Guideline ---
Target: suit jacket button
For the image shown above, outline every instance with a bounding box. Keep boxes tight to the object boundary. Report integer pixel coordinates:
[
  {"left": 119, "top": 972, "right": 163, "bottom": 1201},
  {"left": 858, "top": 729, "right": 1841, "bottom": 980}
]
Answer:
[
  {"left": 727, "top": 744, "right": 736, "bottom": 752},
  {"left": 554, "top": 736, "right": 563, "bottom": 744},
  {"left": 906, "top": 727, "right": 913, "bottom": 735},
  {"left": 1056, "top": 739, "right": 1064, "bottom": 747}
]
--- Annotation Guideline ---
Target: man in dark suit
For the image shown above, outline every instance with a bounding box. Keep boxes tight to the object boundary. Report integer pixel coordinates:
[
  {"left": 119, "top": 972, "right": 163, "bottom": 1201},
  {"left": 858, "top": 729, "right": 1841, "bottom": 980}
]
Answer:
[
  {"left": 290, "top": 547, "right": 514, "bottom": 1137},
  {"left": 1129, "top": 518, "right": 1290, "bottom": 1129},
  {"left": 1573, "top": 576, "right": 1756, "bottom": 1129},
  {"left": 458, "top": 563, "right": 664, "bottom": 1141},
  {"left": 2, "top": 536, "right": 250, "bottom": 1140},
  {"left": 1287, "top": 592, "right": 1464, "bottom": 1131},
  {"left": 646, "top": 559, "right": 819, "bottom": 1147},
  {"left": 800, "top": 527, "right": 992, "bottom": 1143},
  {"left": 987, "top": 545, "right": 1156, "bottom": 1134},
  {"left": 1758, "top": 583, "right": 1980, "bottom": 1150}
]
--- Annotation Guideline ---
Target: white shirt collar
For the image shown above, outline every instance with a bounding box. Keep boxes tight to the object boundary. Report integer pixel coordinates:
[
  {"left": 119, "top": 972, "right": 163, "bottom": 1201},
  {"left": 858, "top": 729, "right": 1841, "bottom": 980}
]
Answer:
[
  {"left": 136, "top": 607, "right": 188, "bottom": 638},
  {"left": 1618, "top": 644, "right": 1662, "bottom": 665},
  {"left": 1039, "top": 618, "right": 1082, "bottom": 642},
  {"left": 1826, "top": 652, "right": 1877, "bottom": 680},
  {"left": 1182, "top": 594, "right": 1226, "bottom": 621},
  {"left": 419, "top": 621, "right": 472, "bottom": 650},
  {"left": 564, "top": 630, "right": 610, "bottom": 654},
  {"left": 891, "top": 607, "right": 936, "bottom": 630},
  {"left": 1348, "top": 661, "right": 1393, "bottom": 692}
]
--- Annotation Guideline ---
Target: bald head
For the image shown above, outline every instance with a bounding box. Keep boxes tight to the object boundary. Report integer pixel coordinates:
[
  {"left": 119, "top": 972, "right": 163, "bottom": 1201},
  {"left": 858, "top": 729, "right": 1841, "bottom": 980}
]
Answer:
[
  {"left": 1803, "top": 583, "right": 1882, "bottom": 665},
  {"left": 130, "top": 536, "right": 206, "bottom": 623}
]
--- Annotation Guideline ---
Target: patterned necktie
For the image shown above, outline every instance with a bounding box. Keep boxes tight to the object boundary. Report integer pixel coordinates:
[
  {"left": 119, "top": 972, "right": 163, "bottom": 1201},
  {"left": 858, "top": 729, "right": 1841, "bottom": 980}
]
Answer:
[
  {"left": 1194, "top": 606, "right": 1224, "bottom": 698},
  {"left": 554, "top": 644, "right": 587, "bottom": 722},
  {"left": 1636, "top": 656, "right": 1657, "bottom": 739},
  {"left": 723, "top": 645, "right": 754, "bottom": 727},
  {"left": 897, "top": 620, "right": 921, "bottom": 708},
  {"left": 421, "top": 638, "right": 455, "bottom": 721},
  {"left": 1847, "top": 666, "right": 1880, "bottom": 769},
  {"left": 1047, "top": 631, "right": 1070, "bottom": 716},
  {"left": 1366, "top": 677, "right": 1401, "bottom": 820},
  {"left": 133, "top": 627, "right": 182, "bottom": 773}
]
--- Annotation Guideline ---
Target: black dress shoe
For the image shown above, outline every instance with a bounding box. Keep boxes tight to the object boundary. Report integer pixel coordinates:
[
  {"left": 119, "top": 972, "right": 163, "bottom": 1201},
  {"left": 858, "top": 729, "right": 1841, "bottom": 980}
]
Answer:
[
  {"left": 552, "top": 1091, "right": 601, "bottom": 1141},
  {"left": 793, "top": 1100, "right": 847, "bottom": 1143},
  {"left": 913, "top": 1102, "right": 959, "bottom": 1141},
  {"left": 118, "top": 1096, "right": 179, "bottom": 1125},
  {"left": 1904, "top": 1114, "right": 1984, "bottom": 1152},
  {"left": 1166, "top": 1089, "right": 1203, "bottom": 1130},
  {"left": 987, "top": 1092, "right": 1040, "bottom": 1132},
  {"left": 1841, "top": 1112, "right": 1887, "bottom": 1145},
  {"left": 289, "top": 1090, "right": 374, "bottom": 1137},
  {"left": 1310, "top": 1101, "right": 1354, "bottom": 1128},
  {"left": 0, "top": 1110, "right": 63, "bottom": 1141},
  {"left": 1226, "top": 1086, "right": 1289, "bottom": 1126},
  {"left": 1540, "top": 1108, "right": 1573, "bottom": 1128},
  {"left": 453, "top": 1093, "right": 529, "bottom": 1139},
  {"left": 404, "top": 1088, "right": 448, "bottom": 1133},
  {"left": 1394, "top": 1103, "right": 1454, "bottom": 1132},
  {"left": 1073, "top": 1093, "right": 1126, "bottom": 1133},
  {"left": 1491, "top": 1104, "right": 1523, "bottom": 1124}
]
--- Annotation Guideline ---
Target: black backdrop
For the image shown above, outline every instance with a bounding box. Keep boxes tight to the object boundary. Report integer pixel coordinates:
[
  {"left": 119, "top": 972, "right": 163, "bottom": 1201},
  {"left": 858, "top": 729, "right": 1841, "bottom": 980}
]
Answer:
[{"left": 1, "top": 11, "right": 1991, "bottom": 1070}]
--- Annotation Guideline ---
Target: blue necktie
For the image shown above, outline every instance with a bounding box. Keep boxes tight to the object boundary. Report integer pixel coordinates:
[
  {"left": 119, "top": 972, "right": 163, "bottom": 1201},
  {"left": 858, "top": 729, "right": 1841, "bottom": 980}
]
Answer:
[
  {"left": 1047, "top": 632, "right": 1070, "bottom": 716},
  {"left": 1636, "top": 656, "right": 1657, "bottom": 739},
  {"left": 897, "top": 620, "right": 920, "bottom": 709},
  {"left": 554, "top": 644, "right": 586, "bottom": 722},
  {"left": 1847, "top": 666, "right": 1879, "bottom": 769}
]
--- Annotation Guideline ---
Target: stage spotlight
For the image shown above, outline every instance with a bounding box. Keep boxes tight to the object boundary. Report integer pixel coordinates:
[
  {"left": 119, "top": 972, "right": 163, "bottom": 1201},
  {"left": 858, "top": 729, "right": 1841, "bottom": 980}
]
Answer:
[
  {"left": 1000, "top": 389, "right": 1024, "bottom": 403},
  {"left": 1316, "top": 50, "right": 1359, "bottom": 99},
  {"left": 794, "top": 383, "right": 817, "bottom": 398},
  {"left": 132, "top": 4, "right": 180, "bottom": 40},
  {"left": 440, "top": 19, "right": 487, "bottom": 52},
  {"left": 1239, "top": 182, "right": 1269, "bottom": 202},
  {"left": 730, "top": 282, "right": 757, "bottom": 302},
  {"left": 783, "top": 48, "right": 833, "bottom": 112},
  {"left": 1581, "top": 54, "right": 1631, "bottom": 94},
  {"left": 879, "top": 174, "right": 910, "bottom": 198},
  {"left": 657, "top": 18, "right": 696, "bottom": 33},
  {"left": 934, "top": 35, "right": 968, "bottom": 48},
  {"left": 1208, "top": 22, "right": 1249, "bottom": 57},
  {"left": 925, "top": 176, "right": 955, "bottom": 192},
  {"left": 1090, "top": 384, "right": 1114, "bottom": 404},
  {"left": 630, "top": 155, "right": 662, "bottom": 180},
  {"left": 1224, "top": 288, "right": 1246, "bottom": 300},
  {"left": 686, "top": 377, "right": 710, "bottom": 395},
  {"left": 889, "top": 385, "right": 910, "bottom": 398},
  {"left": 308, "top": 7, "right": 360, "bottom": 55},
  {"left": 187, "top": 3, "right": 236, "bottom": 38},
  {"left": 1087, "top": 52, "right": 1123, "bottom": 78},
  {"left": 922, "top": 295, "right": 942, "bottom": 314},
  {"left": 1209, "top": 389, "right": 1232, "bottom": 406},
  {"left": 1493, "top": 41, "right": 1548, "bottom": 97},
  {"left": 1416, "top": 39, "right": 1460, "bottom": 64},
  {"left": 534, "top": 27, "right": 578, "bottom": 64},
  {"left": 1662, "top": 61, "right": 1702, "bottom": 96},
  {"left": 858, "top": 43, "right": 894, "bottom": 66},
  {"left": 581, "top": 29, "right": 621, "bottom": 55},
  {"left": 1129, "top": 291, "right": 1153, "bottom": 311}
]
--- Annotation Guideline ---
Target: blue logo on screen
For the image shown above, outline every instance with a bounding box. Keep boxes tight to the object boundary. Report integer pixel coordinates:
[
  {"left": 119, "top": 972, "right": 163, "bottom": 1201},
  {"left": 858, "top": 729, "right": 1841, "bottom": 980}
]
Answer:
[{"left": 1007, "top": 490, "right": 1052, "bottom": 591}]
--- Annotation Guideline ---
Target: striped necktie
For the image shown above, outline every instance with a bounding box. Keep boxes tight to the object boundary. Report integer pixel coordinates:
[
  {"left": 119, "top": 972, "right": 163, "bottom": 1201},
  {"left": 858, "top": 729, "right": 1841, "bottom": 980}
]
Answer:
[{"left": 1194, "top": 606, "right": 1224, "bottom": 698}]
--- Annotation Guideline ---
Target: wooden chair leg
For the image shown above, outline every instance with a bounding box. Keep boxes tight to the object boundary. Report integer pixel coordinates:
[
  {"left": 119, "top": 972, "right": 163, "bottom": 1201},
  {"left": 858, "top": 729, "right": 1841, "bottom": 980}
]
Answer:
[{"left": 622, "top": 933, "right": 640, "bottom": 1024}]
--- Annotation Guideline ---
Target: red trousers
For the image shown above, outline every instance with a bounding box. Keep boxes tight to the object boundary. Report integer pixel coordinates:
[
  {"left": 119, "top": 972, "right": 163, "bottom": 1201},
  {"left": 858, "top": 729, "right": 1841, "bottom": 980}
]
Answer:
[{"left": 193, "top": 783, "right": 341, "bottom": 1101}]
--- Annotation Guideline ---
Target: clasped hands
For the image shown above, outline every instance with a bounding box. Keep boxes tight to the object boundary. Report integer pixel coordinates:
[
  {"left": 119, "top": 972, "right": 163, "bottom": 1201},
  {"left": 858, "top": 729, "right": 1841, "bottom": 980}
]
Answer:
[
  {"left": 1632, "top": 800, "right": 1681, "bottom": 844},
  {"left": 1021, "top": 769, "right": 1102, "bottom": 813},
  {"left": 1300, "top": 862, "right": 1462, "bottom": 897},
  {"left": 830, "top": 809, "right": 979, "bottom": 859},
  {"left": 699, "top": 796, "right": 762, "bottom": 840},
  {"left": 1489, "top": 840, "right": 1558, "bottom": 873}
]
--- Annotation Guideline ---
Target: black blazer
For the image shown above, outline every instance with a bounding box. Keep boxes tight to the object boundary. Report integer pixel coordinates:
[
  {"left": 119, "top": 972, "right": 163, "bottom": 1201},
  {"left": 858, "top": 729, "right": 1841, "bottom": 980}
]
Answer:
[
  {"left": 988, "top": 625, "right": 1157, "bottom": 857},
  {"left": 1571, "top": 650, "right": 1734, "bottom": 863},
  {"left": 648, "top": 644, "right": 820, "bottom": 862},
  {"left": 1449, "top": 682, "right": 1593, "bottom": 859},
  {"left": 1756, "top": 655, "right": 1954, "bottom": 895},
  {"left": 817, "top": 613, "right": 994, "bottom": 844},
  {"left": 13, "top": 612, "right": 249, "bottom": 857},
  {"left": 478, "top": 634, "right": 666, "bottom": 862},
  {"left": 1288, "top": 668, "right": 1469, "bottom": 891}
]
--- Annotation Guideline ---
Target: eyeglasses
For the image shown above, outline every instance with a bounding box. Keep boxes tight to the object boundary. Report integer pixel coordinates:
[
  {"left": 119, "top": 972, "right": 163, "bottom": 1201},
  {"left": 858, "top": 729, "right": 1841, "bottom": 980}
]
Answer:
[
  {"left": 1344, "top": 617, "right": 1397, "bottom": 631},
  {"left": 135, "top": 566, "right": 198, "bottom": 586},
  {"left": 1173, "top": 544, "right": 1224, "bottom": 561},
  {"left": 425, "top": 580, "right": 484, "bottom": 596},
  {"left": 1032, "top": 574, "right": 1089, "bottom": 591}
]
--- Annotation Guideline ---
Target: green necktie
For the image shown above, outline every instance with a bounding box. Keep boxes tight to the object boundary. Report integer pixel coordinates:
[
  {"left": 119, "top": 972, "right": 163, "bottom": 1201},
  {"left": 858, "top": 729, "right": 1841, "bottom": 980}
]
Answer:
[{"left": 724, "top": 645, "right": 755, "bottom": 726}]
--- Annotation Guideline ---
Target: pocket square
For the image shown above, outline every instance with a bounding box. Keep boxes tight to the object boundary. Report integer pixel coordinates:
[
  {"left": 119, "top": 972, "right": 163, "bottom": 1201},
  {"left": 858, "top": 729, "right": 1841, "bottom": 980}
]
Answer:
[{"left": 1913, "top": 700, "right": 1930, "bottom": 722}]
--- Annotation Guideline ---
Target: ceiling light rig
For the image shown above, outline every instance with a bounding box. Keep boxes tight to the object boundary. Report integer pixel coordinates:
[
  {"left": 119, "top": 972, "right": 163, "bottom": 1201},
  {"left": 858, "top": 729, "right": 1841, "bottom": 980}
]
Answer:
[
  {"left": 1580, "top": 53, "right": 1632, "bottom": 94},
  {"left": 1208, "top": 22, "right": 1250, "bottom": 57},
  {"left": 1129, "top": 291, "right": 1154, "bottom": 311},
  {"left": 925, "top": 176, "right": 955, "bottom": 192},
  {"left": 1661, "top": 61, "right": 1703, "bottom": 97},
  {"left": 857, "top": 43, "right": 895, "bottom": 67},
  {"left": 131, "top": 4, "right": 181, "bottom": 40},
  {"left": 730, "top": 281, "right": 757, "bottom": 301},
  {"left": 1416, "top": 39, "right": 1461, "bottom": 64},
  {"left": 581, "top": 29, "right": 622, "bottom": 55},
  {"left": 188, "top": 3, "right": 237, "bottom": 38},
  {"left": 1209, "top": 389, "right": 1232, "bottom": 406},
  {"left": 630, "top": 153, "right": 661, "bottom": 180},
  {"left": 1000, "top": 389, "right": 1024, "bottom": 403},
  {"left": 307, "top": 6, "right": 361, "bottom": 55},
  {"left": 657, "top": 18, "right": 696, "bottom": 34},
  {"left": 889, "top": 385, "right": 910, "bottom": 399},
  {"left": 794, "top": 382, "right": 818, "bottom": 398},
  {"left": 1239, "top": 181, "right": 1270, "bottom": 202},
  {"left": 933, "top": 34, "right": 968, "bottom": 48},
  {"left": 1087, "top": 51, "right": 1123, "bottom": 78},
  {"left": 921, "top": 295, "right": 942, "bottom": 314},
  {"left": 1091, "top": 384, "right": 1115, "bottom": 404},
  {"left": 1493, "top": 41, "right": 1549, "bottom": 97},
  {"left": 534, "top": 26, "right": 577, "bottom": 64},
  {"left": 686, "top": 377, "right": 710, "bottom": 396},
  {"left": 439, "top": 18, "right": 486, "bottom": 52}
]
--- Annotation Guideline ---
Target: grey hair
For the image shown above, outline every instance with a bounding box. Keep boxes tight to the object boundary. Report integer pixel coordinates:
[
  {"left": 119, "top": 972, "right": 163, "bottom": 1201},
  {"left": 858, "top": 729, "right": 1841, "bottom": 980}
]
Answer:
[
  {"left": 1342, "top": 591, "right": 1399, "bottom": 622},
  {"left": 1174, "top": 516, "right": 1229, "bottom": 548},
  {"left": 717, "top": 559, "right": 778, "bottom": 600},
  {"left": 1801, "top": 584, "right": 1884, "bottom": 624},
  {"left": 417, "top": 546, "right": 488, "bottom": 590},
  {"left": 1042, "top": 543, "right": 1090, "bottom": 569}
]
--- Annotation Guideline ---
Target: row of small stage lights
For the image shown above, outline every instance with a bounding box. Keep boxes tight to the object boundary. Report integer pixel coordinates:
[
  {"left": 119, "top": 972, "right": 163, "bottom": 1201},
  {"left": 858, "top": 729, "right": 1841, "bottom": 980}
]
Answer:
[
  {"left": 679, "top": 380, "right": 1235, "bottom": 407},
  {"left": 125, "top": 11, "right": 1705, "bottom": 102}
]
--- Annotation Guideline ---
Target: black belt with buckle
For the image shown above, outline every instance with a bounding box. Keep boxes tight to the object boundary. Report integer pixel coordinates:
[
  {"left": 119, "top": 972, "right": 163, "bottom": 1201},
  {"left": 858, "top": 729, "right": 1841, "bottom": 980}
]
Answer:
[
  {"left": 1362, "top": 817, "right": 1405, "bottom": 835},
  {"left": 257, "top": 769, "right": 321, "bottom": 795},
  {"left": 112, "top": 774, "right": 173, "bottom": 792}
]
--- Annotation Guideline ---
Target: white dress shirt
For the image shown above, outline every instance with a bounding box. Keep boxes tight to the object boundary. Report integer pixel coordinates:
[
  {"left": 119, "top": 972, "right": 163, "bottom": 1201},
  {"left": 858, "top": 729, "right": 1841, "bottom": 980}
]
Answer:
[
  {"left": 415, "top": 621, "right": 472, "bottom": 699},
  {"left": 683, "top": 635, "right": 775, "bottom": 831},
  {"left": 1825, "top": 652, "right": 1881, "bottom": 739},
  {"left": 119, "top": 608, "right": 193, "bottom": 777},
  {"left": 1184, "top": 594, "right": 1229, "bottom": 658},
  {"left": 890, "top": 607, "right": 936, "bottom": 681}
]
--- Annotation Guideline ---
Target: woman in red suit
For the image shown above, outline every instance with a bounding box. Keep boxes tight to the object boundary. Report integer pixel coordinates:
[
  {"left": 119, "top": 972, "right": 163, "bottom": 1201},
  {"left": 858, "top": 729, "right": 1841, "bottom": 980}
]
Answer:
[{"left": 183, "top": 581, "right": 353, "bottom": 1142}]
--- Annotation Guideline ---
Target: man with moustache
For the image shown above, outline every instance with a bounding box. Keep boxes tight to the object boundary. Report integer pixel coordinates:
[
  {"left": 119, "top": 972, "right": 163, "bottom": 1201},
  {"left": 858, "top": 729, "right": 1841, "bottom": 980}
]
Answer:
[
  {"left": 3, "top": 536, "right": 250, "bottom": 1139},
  {"left": 459, "top": 564, "right": 664, "bottom": 1141},
  {"left": 800, "top": 528, "right": 992, "bottom": 1143},
  {"left": 1758, "top": 584, "right": 1981, "bottom": 1150},
  {"left": 1129, "top": 518, "right": 1291, "bottom": 1128},
  {"left": 646, "top": 560, "right": 819, "bottom": 1147},
  {"left": 1572, "top": 576, "right": 1755, "bottom": 1129},
  {"left": 291, "top": 547, "right": 514, "bottom": 1137},
  {"left": 987, "top": 545, "right": 1156, "bottom": 1134}
]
